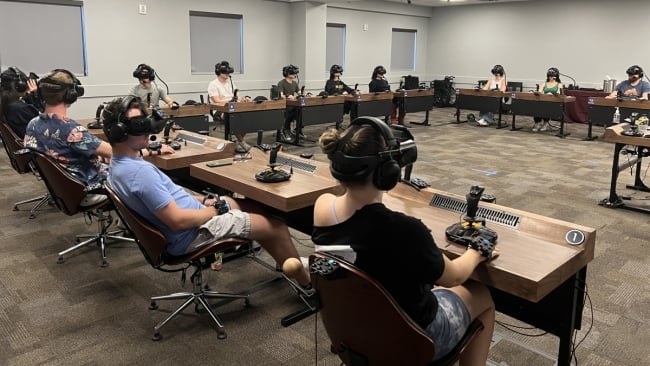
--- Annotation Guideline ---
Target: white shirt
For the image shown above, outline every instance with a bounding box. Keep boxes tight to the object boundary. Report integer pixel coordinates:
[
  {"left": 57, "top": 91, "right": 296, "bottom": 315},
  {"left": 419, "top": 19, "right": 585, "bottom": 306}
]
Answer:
[{"left": 208, "top": 78, "right": 237, "bottom": 102}]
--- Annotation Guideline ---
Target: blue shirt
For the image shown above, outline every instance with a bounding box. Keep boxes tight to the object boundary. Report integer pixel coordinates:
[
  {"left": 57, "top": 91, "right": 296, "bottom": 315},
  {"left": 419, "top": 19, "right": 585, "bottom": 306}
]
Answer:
[
  {"left": 24, "top": 113, "right": 107, "bottom": 185},
  {"left": 108, "top": 155, "right": 200, "bottom": 255}
]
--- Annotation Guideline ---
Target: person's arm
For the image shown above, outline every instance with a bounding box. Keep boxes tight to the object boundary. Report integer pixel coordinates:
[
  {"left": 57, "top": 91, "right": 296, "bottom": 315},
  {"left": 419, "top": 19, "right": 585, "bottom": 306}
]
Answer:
[
  {"left": 162, "top": 96, "right": 174, "bottom": 107},
  {"left": 557, "top": 83, "right": 564, "bottom": 94},
  {"left": 482, "top": 80, "right": 492, "bottom": 91},
  {"left": 324, "top": 80, "right": 337, "bottom": 95},
  {"left": 436, "top": 250, "right": 485, "bottom": 287},
  {"left": 342, "top": 81, "right": 355, "bottom": 94},
  {"left": 640, "top": 81, "right": 650, "bottom": 100},
  {"left": 95, "top": 141, "right": 113, "bottom": 163},
  {"left": 154, "top": 198, "right": 217, "bottom": 231}
]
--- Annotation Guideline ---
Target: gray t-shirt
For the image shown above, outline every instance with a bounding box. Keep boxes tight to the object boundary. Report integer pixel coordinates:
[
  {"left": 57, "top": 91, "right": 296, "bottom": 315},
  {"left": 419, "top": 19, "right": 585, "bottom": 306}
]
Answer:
[
  {"left": 128, "top": 83, "right": 168, "bottom": 106},
  {"left": 615, "top": 80, "right": 650, "bottom": 99}
]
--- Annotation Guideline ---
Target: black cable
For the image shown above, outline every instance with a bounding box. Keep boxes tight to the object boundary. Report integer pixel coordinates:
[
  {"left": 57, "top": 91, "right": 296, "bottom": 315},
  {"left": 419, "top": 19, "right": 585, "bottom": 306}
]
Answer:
[
  {"left": 495, "top": 320, "right": 548, "bottom": 337},
  {"left": 154, "top": 71, "right": 170, "bottom": 95},
  {"left": 569, "top": 281, "right": 594, "bottom": 366}
]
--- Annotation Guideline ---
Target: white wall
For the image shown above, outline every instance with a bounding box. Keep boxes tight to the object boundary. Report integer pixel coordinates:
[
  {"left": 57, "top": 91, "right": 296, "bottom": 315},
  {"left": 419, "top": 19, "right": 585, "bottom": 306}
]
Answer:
[{"left": 426, "top": 0, "right": 650, "bottom": 89}]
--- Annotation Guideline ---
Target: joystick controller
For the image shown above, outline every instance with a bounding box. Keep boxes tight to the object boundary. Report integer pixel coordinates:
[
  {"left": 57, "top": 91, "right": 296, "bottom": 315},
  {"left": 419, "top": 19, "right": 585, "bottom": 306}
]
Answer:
[{"left": 445, "top": 185, "right": 498, "bottom": 249}]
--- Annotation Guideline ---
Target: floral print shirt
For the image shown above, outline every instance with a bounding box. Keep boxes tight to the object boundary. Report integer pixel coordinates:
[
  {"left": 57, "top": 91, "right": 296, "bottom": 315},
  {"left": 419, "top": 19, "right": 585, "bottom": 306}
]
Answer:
[{"left": 24, "top": 113, "right": 108, "bottom": 185}]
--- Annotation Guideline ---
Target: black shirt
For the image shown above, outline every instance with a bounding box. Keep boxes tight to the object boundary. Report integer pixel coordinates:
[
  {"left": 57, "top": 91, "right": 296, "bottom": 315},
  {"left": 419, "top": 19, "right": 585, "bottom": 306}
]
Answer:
[
  {"left": 312, "top": 203, "right": 445, "bottom": 328},
  {"left": 369, "top": 78, "right": 391, "bottom": 93},
  {"left": 5, "top": 93, "right": 43, "bottom": 138},
  {"left": 324, "top": 79, "right": 354, "bottom": 95}
]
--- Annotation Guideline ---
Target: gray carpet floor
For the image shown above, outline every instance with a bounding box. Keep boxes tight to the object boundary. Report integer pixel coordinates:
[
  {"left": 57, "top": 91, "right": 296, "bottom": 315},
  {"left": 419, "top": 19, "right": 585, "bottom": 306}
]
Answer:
[{"left": 1, "top": 107, "right": 649, "bottom": 365}]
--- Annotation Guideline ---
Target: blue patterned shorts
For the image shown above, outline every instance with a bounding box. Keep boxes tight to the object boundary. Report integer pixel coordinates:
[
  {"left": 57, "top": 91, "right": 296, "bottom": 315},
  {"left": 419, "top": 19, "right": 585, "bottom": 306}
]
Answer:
[{"left": 425, "top": 288, "right": 471, "bottom": 361}]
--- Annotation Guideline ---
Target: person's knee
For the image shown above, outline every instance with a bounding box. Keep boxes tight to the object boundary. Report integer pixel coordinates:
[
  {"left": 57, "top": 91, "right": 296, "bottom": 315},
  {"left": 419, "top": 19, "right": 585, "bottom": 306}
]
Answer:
[{"left": 465, "top": 280, "right": 494, "bottom": 312}]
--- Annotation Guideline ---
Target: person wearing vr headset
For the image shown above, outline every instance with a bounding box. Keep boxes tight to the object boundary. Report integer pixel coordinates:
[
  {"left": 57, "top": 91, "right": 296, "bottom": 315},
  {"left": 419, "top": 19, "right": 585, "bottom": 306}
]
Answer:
[
  {"left": 103, "top": 96, "right": 312, "bottom": 288},
  {"left": 24, "top": 69, "right": 112, "bottom": 189},
  {"left": 209, "top": 60, "right": 251, "bottom": 153},
  {"left": 477, "top": 64, "right": 507, "bottom": 127},
  {"left": 606, "top": 65, "right": 650, "bottom": 100},
  {"left": 324, "top": 64, "right": 357, "bottom": 96},
  {"left": 532, "top": 67, "right": 564, "bottom": 132},
  {"left": 277, "top": 64, "right": 301, "bottom": 142},
  {"left": 0, "top": 66, "right": 43, "bottom": 138},
  {"left": 129, "top": 64, "right": 177, "bottom": 108},
  {"left": 312, "top": 117, "right": 496, "bottom": 365},
  {"left": 368, "top": 65, "right": 405, "bottom": 125}
]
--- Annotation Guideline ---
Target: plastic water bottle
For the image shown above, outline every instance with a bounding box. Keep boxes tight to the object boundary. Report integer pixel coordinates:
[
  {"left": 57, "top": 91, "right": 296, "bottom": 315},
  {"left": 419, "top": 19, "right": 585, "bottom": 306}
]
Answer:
[{"left": 613, "top": 107, "right": 620, "bottom": 125}]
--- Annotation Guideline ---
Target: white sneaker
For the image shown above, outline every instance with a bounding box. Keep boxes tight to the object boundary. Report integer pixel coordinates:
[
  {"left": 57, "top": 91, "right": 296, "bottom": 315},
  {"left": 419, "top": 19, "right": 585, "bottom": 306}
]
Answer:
[
  {"left": 477, "top": 119, "right": 489, "bottom": 127},
  {"left": 532, "top": 122, "right": 540, "bottom": 132},
  {"left": 540, "top": 122, "right": 549, "bottom": 132}
]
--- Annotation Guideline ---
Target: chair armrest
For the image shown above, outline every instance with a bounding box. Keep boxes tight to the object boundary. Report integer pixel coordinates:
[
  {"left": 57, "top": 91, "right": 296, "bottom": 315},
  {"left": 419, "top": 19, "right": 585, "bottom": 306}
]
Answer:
[{"left": 15, "top": 148, "right": 31, "bottom": 156}]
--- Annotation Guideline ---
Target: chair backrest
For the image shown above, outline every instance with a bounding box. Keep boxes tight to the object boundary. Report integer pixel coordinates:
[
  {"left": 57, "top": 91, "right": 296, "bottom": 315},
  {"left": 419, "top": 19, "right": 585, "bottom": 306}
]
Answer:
[
  {"left": 30, "top": 150, "right": 87, "bottom": 216},
  {"left": 506, "top": 81, "right": 523, "bottom": 92},
  {"left": 310, "top": 252, "right": 436, "bottom": 366},
  {"left": 104, "top": 183, "right": 167, "bottom": 268},
  {"left": 0, "top": 122, "right": 31, "bottom": 174}
]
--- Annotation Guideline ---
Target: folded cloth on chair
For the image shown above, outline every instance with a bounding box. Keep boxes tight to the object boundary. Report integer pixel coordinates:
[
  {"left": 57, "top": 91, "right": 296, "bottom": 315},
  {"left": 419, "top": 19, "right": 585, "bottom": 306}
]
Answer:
[{"left": 80, "top": 194, "right": 107, "bottom": 207}]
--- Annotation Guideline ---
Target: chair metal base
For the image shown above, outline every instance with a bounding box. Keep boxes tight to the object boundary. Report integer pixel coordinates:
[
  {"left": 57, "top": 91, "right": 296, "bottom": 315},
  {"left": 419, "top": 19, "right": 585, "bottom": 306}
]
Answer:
[
  {"left": 57, "top": 210, "right": 134, "bottom": 267},
  {"left": 148, "top": 262, "right": 250, "bottom": 341},
  {"left": 13, "top": 192, "right": 52, "bottom": 219}
]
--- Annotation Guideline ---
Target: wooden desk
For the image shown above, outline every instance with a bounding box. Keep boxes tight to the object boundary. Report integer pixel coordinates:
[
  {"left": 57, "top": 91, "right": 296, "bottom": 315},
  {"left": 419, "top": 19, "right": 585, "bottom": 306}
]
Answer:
[
  {"left": 155, "top": 105, "right": 211, "bottom": 133},
  {"left": 599, "top": 123, "right": 650, "bottom": 214},
  {"left": 345, "top": 92, "right": 393, "bottom": 122},
  {"left": 286, "top": 95, "right": 346, "bottom": 145},
  {"left": 189, "top": 148, "right": 342, "bottom": 213},
  {"left": 455, "top": 89, "right": 507, "bottom": 128},
  {"left": 146, "top": 131, "right": 233, "bottom": 171},
  {"left": 393, "top": 89, "right": 434, "bottom": 126},
  {"left": 509, "top": 92, "right": 576, "bottom": 137},
  {"left": 79, "top": 118, "right": 106, "bottom": 140},
  {"left": 211, "top": 100, "right": 286, "bottom": 140},
  {"left": 563, "top": 89, "right": 609, "bottom": 124},
  {"left": 385, "top": 184, "right": 595, "bottom": 366},
  {"left": 587, "top": 97, "right": 650, "bottom": 140}
]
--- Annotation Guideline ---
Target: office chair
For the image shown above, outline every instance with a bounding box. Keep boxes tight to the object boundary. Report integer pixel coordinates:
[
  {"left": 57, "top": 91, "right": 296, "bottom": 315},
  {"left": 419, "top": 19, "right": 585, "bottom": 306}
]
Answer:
[
  {"left": 104, "top": 183, "right": 255, "bottom": 341},
  {"left": 310, "top": 251, "right": 484, "bottom": 366},
  {"left": 0, "top": 122, "right": 51, "bottom": 218},
  {"left": 29, "top": 150, "right": 133, "bottom": 267}
]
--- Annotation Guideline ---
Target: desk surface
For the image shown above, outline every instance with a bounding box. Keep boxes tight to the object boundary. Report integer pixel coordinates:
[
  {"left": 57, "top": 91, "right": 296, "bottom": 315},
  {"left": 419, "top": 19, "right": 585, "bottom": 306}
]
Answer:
[
  {"left": 156, "top": 104, "right": 211, "bottom": 118},
  {"left": 345, "top": 92, "right": 394, "bottom": 102},
  {"left": 457, "top": 88, "right": 507, "bottom": 98},
  {"left": 211, "top": 100, "right": 286, "bottom": 113},
  {"left": 603, "top": 122, "right": 650, "bottom": 146},
  {"left": 384, "top": 184, "right": 595, "bottom": 302},
  {"left": 286, "top": 95, "right": 346, "bottom": 107},
  {"left": 393, "top": 88, "right": 433, "bottom": 98},
  {"left": 590, "top": 97, "right": 650, "bottom": 109},
  {"left": 511, "top": 92, "right": 575, "bottom": 103},
  {"left": 189, "top": 148, "right": 343, "bottom": 212}
]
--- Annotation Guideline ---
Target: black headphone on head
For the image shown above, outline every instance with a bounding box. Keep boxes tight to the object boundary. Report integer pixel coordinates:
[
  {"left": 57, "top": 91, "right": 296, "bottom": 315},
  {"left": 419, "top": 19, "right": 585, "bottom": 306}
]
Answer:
[
  {"left": 282, "top": 64, "right": 299, "bottom": 77},
  {"left": 328, "top": 116, "right": 417, "bottom": 191},
  {"left": 626, "top": 65, "right": 644, "bottom": 78},
  {"left": 330, "top": 64, "right": 344, "bottom": 75},
  {"left": 104, "top": 96, "right": 165, "bottom": 143},
  {"left": 215, "top": 61, "right": 235, "bottom": 76},
  {"left": 372, "top": 65, "right": 386, "bottom": 79},
  {"left": 1, "top": 67, "right": 28, "bottom": 92},
  {"left": 38, "top": 69, "right": 85, "bottom": 104},
  {"left": 491, "top": 64, "right": 505, "bottom": 76},
  {"left": 133, "top": 64, "right": 155, "bottom": 81},
  {"left": 547, "top": 67, "right": 560, "bottom": 78}
]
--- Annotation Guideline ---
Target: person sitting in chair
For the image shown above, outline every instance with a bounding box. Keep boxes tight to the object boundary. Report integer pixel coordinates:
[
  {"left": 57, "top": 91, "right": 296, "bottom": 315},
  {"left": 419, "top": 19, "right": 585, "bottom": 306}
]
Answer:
[
  {"left": 0, "top": 66, "right": 44, "bottom": 138},
  {"left": 103, "top": 96, "right": 312, "bottom": 287},
  {"left": 312, "top": 117, "right": 497, "bottom": 364}
]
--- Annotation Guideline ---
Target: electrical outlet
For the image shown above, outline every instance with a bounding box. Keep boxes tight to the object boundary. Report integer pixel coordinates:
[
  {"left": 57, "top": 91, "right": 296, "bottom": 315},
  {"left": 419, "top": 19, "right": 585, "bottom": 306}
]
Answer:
[
  {"left": 138, "top": 4, "right": 147, "bottom": 15},
  {"left": 362, "top": 24, "right": 369, "bottom": 31}
]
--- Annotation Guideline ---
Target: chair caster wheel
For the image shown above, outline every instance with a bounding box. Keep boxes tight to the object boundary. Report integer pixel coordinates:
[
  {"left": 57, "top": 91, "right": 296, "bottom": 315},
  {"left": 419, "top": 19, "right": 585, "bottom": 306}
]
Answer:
[
  {"left": 75, "top": 238, "right": 81, "bottom": 243},
  {"left": 57, "top": 256, "right": 65, "bottom": 264},
  {"left": 217, "top": 331, "right": 227, "bottom": 340},
  {"left": 149, "top": 301, "right": 158, "bottom": 310},
  {"left": 13, "top": 206, "right": 19, "bottom": 211},
  {"left": 100, "top": 260, "right": 109, "bottom": 268},
  {"left": 29, "top": 214, "right": 36, "bottom": 219},
  {"left": 244, "top": 298, "right": 251, "bottom": 307},
  {"left": 152, "top": 332, "right": 161, "bottom": 341}
]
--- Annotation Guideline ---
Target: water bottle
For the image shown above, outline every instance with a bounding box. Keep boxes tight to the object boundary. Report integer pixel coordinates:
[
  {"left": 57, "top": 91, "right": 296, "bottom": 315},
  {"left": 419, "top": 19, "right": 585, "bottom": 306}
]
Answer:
[{"left": 613, "top": 107, "right": 620, "bottom": 125}]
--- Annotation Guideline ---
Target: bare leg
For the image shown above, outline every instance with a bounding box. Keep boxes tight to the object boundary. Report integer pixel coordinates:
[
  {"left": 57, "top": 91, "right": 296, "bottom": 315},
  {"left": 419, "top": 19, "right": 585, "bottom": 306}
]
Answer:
[
  {"left": 448, "top": 280, "right": 495, "bottom": 366},
  {"left": 229, "top": 198, "right": 310, "bottom": 286}
]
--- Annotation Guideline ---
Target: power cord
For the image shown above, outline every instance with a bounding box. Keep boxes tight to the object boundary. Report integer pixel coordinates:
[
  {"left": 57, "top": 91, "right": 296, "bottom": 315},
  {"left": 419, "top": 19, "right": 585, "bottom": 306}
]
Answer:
[{"left": 570, "top": 280, "right": 594, "bottom": 366}]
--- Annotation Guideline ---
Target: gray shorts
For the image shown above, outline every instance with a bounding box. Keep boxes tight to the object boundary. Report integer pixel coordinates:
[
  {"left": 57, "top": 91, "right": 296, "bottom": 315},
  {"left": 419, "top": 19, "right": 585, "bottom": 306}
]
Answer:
[
  {"left": 184, "top": 210, "right": 251, "bottom": 254},
  {"left": 425, "top": 288, "right": 471, "bottom": 361}
]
